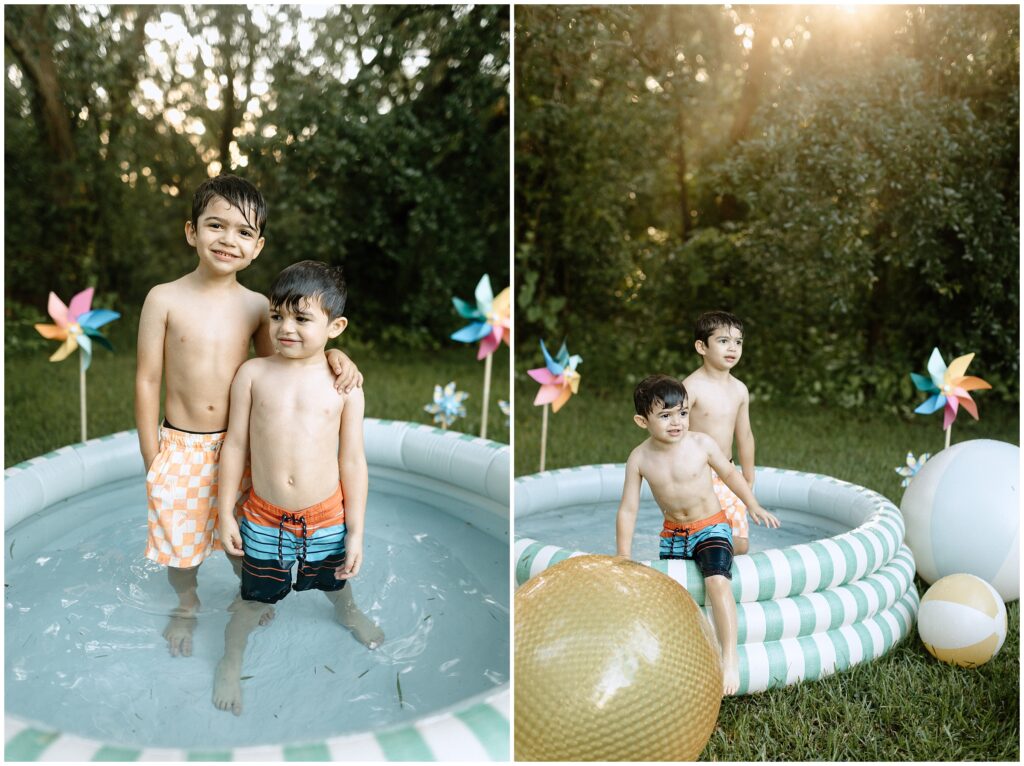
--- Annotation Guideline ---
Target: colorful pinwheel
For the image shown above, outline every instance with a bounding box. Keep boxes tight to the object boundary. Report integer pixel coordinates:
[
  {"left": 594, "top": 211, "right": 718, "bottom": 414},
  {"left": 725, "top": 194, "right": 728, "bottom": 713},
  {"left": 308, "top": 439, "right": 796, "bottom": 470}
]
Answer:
[
  {"left": 528, "top": 340, "right": 582, "bottom": 471},
  {"left": 34, "top": 287, "right": 121, "bottom": 442},
  {"left": 424, "top": 382, "right": 469, "bottom": 430},
  {"left": 451, "top": 274, "right": 510, "bottom": 361},
  {"left": 527, "top": 340, "right": 582, "bottom": 413},
  {"left": 34, "top": 288, "right": 120, "bottom": 371},
  {"left": 895, "top": 451, "right": 931, "bottom": 488},
  {"left": 911, "top": 348, "right": 991, "bottom": 436},
  {"left": 451, "top": 274, "right": 509, "bottom": 439}
]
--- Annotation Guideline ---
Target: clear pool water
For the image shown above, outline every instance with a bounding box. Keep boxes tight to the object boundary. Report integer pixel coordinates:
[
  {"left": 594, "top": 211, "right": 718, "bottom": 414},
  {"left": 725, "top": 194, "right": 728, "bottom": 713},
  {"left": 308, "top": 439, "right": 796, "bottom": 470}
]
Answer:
[
  {"left": 5, "top": 477, "right": 508, "bottom": 749},
  {"left": 517, "top": 500, "right": 841, "bottom": 559}
]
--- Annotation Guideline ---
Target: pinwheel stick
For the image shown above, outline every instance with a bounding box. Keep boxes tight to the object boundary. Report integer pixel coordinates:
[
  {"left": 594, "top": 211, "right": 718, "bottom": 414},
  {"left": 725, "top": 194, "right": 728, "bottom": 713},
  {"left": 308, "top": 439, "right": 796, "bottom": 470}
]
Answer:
[
  {"left": 944, "top": 425, "right": 952, "bottom": 450},
  {"left": 79, "top": 353, "right": 88, "bottom": 442},
  {"left": 480, "top": 353, "right": 493, "bottom": 439},
  {"left": 539, "top": 402, "right": 549, "bottom": 472}
]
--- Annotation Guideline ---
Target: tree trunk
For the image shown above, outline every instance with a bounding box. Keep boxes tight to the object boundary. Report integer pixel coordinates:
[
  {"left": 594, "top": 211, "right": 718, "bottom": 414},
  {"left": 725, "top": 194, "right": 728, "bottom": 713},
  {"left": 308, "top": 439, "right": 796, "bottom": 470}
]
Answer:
[
  {"left": 726, "top": 7, "right": 777, "bottom": 147},
  {"left": 5, "top": 6, "right": 76, "bottom": 166}
]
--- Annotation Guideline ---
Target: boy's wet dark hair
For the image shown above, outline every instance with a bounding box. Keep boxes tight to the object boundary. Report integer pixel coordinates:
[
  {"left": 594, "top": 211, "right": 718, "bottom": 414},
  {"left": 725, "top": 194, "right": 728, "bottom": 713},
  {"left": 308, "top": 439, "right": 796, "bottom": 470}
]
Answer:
[
  {"left": 191, "top": 174, "right": 267, "bottom": 235},
  {"left": 695, "top": 310, "right": 744, "bottom": 345},
  {"left": 269, "top": 260, "right": 348, "bottom": 321},
  {"left": 634, "top": 374, "right": 688, "bottom": 417}
]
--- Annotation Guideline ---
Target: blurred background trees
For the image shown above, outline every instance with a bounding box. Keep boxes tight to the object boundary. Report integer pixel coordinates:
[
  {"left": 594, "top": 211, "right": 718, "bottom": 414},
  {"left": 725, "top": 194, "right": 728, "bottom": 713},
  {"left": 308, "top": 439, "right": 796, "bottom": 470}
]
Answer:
[
  {"left": 516, "top": 4, "right": 1018, "bottom": 408},
  {"left": 5, "top": 4, "right": 509, "bottom": 349}
]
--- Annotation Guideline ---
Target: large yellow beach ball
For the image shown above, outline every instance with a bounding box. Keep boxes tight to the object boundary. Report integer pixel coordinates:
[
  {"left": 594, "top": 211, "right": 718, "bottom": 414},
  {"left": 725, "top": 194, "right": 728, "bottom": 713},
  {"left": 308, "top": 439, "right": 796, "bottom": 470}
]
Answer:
[
  {"left": 917, "top": 573, "right": 1007, "bottom": 668},
  {"left": 515, "top": 555, "right": 722, "bottom": 761}
]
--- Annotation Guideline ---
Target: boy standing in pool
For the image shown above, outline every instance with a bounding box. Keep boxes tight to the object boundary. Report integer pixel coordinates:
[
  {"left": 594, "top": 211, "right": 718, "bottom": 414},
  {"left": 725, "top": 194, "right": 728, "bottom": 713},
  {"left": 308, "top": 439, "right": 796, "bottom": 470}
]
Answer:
[
  {"left": 136, "top": 175, "right": 362, "bottom": 657},
  {"left": 682, "top": 311, "right": 756, "bottom": 555},
  {"left": 616, "top": 374, "right": 779, "bottom": 695},
  {"left": 213, "top": 260, "right": 381, "bottom": 715}
]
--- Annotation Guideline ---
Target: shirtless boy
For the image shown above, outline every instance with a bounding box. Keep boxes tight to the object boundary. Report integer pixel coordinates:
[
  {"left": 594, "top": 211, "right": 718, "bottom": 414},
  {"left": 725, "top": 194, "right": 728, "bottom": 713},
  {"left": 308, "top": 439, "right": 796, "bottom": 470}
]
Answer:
[
  {"left": 213, "top": 260, "right": 382, "bottom": 715},
  {"left": 136, "top": 175, "right": 360, "bottom": 657},
  {"left": 683, "top": 311, "right": 755, "bottom": 554},
  {"left": 616, "top": 374, "right": 779, "bottom": 695}
]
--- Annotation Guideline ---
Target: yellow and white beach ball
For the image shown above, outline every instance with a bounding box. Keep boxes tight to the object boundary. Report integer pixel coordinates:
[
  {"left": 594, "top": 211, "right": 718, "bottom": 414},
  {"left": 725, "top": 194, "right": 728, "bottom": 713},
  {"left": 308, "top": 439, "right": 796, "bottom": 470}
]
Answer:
[{"left": 917, "top": 573, "right": 1007, "bottom": 668}]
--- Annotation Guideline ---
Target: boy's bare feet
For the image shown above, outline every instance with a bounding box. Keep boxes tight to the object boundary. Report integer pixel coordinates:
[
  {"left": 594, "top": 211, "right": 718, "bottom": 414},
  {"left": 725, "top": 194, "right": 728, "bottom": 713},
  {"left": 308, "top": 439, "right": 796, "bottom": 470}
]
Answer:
[
  {"left": 164, "top": 598, "right": 199, "bottom": 657},
  {"left": 212, "top": 657, "right": 244, "bottom": 716},
  {"left": 722, "top": 649, "right": 740, "bottom": 696},
  {"left": 328, "top": 588, "right": 384, "bottom": 648}
]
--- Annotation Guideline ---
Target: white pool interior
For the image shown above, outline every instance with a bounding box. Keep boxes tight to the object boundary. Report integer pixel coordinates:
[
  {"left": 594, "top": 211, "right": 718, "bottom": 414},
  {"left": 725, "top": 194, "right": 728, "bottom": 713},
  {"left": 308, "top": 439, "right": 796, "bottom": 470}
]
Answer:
[
  {"left": 517, "top": 499, "right": 842, "bottom": 559},
  {"left": 5, "top": 474, "right": 508, "bottom": 750}
]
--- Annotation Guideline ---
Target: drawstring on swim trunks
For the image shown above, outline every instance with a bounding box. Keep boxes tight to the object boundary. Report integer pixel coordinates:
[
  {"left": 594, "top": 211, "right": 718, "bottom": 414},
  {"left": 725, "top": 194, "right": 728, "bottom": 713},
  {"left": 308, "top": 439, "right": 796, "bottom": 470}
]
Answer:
[
  {"left": 670, "top": 528, "right": 691, "bottom": 558},
  {"left": 278, "top": 513, "right": 309, "bottom": 567}
]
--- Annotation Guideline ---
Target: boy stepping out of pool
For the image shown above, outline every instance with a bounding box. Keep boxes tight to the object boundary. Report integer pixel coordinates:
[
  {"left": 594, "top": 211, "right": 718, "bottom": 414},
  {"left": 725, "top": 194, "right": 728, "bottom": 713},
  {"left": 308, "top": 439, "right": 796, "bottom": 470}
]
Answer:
[
  {"left": 616, "top": 375, "right": 780, "bottom": 695},
  {"left": 214, "top": 261, "right": 383, "bottom": 716},
  {"left": 683, "top": 311, "right": 756, "bottom": 555},
  {"left": 136, "top": 175, "right": 362, "bottom": 657}
]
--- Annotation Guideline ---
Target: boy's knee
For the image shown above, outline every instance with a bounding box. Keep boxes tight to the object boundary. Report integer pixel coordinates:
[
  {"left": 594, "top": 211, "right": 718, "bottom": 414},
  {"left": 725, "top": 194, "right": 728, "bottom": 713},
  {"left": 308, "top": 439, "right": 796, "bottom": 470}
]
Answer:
[
  {"left": 733, "top": 537, "right": 749, "bottom": 555},
  {"left": 705, "top": 574, "right": 731, "bottom": 593}
]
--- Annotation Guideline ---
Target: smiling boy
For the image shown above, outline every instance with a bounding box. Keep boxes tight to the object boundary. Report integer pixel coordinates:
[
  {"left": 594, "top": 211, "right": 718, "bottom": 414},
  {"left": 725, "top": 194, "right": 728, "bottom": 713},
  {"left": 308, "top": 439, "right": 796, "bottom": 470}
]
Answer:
[{"left": 136, "top": 175, "right": 360, "bottom": 657}]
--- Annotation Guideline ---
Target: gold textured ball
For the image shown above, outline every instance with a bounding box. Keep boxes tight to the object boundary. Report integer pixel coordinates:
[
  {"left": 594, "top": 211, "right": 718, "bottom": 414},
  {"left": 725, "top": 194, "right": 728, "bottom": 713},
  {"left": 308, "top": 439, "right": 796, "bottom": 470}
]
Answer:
[{"left": 515, "top": 555, "right": 723, "bottom": 761}]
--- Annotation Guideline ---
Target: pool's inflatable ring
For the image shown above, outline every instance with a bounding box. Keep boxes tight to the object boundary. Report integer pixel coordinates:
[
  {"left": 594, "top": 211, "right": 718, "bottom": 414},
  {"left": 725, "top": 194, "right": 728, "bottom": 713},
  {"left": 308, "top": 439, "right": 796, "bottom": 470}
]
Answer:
[
  {"left": 5, "top": 421, "right": 510, "bottom": 761},
  {"left": 515, "top": 465, "right": 920, "bottom": 695}
]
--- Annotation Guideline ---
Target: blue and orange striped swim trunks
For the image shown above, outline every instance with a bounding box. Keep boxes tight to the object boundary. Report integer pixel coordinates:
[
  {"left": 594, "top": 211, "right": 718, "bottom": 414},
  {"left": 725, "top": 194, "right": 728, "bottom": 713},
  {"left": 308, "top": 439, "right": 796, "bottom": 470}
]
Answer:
[
  {"left": 659, "top": 509, "right": 734, "bottom": 579},
  {"left": 239, "top": 484, "right": 347, "bottom": 604}
]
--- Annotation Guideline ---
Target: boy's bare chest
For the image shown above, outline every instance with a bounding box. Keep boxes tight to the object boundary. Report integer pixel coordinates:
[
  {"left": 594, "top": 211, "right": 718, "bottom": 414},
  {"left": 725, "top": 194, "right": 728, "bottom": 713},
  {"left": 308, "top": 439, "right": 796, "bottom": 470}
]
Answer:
[
  {"left": 251, "top": 375, "right": 342, "bottom": 427},
  {"left": 644, "top": 448, "right": 707, "bottom": 487},
  {"left": 165, "top": 305, "right": 257, "bottom": 353},
  {"left": 692, "top": 385, "right": 741, "bottom": 421}
]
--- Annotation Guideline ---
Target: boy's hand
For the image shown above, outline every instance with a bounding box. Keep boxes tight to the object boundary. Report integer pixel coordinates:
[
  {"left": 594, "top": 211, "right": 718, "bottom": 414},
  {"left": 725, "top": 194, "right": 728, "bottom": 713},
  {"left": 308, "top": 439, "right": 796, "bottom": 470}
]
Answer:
[
  {"left": 219, "top": 517, "right": 245, "bottom": 556},
  {"left": 335, "top": 537, "right": 363, "bottom": 580},
  {"left": 326, "top": 349, "right": 363, "bottom": 393},
  {"left": 749, "top": 503, "right": 780, "bottom": 529}
]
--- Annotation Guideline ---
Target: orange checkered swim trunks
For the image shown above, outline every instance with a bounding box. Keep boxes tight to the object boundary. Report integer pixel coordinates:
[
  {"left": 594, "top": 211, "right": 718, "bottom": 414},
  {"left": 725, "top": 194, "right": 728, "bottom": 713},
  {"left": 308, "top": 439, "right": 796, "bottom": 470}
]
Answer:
[
  {"left": 711, "top": 467, "right": 749, "bottom": 540},
  {"left": 144, "top": 422, "right": 251, "bottom": 569}
]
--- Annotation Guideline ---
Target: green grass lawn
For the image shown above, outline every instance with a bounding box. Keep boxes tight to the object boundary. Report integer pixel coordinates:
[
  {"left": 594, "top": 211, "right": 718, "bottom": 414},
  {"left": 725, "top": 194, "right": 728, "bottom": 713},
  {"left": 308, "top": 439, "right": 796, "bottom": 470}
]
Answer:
[
  {"left": 4, "top": 343, "right": 509, "bottom": 467},
  {"left": 514, "top": 375, "right": 1020, "bottom": 761}
]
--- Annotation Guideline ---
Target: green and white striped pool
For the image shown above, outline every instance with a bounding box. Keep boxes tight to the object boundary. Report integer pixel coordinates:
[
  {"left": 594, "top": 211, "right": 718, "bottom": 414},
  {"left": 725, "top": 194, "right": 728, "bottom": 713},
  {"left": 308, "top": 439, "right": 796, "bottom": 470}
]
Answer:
[{"left": 515, "top": 464, "right": 920, "bottom": 695}]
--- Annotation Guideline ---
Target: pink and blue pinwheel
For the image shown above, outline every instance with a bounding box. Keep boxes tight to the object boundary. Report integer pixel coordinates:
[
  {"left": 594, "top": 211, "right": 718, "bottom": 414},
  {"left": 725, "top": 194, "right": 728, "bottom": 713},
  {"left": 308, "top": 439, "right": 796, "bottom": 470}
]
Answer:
[
  {"left": 451, "top": 275, "right": 510, "bottom": 360},
  {"left": 910, "top": 347, "right": 991, "bottom": 430},
  {"left": 34, "top": 288, "right": 120, "bottom": 370},
  {"left": 528, "top": 340, "right": 582, "bottom": 413}
]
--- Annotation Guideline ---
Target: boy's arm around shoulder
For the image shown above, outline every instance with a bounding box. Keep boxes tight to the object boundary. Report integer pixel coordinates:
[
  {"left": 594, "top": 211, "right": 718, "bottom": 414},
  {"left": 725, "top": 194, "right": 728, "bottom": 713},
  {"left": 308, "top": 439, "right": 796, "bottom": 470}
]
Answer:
[
  {"left": 135, "top": 286, "right": 169, "bottom": 472},
  {"left": 326, "top": 347, "right": 363, "bottom": 393},
  {"left": 251, "top": 292, "right": 275, "bottom": 358},
  {"left": 336, "top": 387, "right": 368, "bottom": 580},
  {"left": 702, "top": 433, "right": 779, "bottom": 529},
  {"left": 217, "top": 360, "right": 258, "bottom": 556},
  {"left": 615, "top": 447, "right": 644, "bottom": 559},
  {"left": 734, "top": 380, "right": 755, "bottom": 487}
]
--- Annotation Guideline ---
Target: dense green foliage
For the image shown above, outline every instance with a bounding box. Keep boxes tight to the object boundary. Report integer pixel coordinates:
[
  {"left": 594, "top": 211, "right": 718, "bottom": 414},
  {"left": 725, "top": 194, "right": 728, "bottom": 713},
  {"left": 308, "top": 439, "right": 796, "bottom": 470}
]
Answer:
[
  {"left": 516, "top": 5, "right": 1019, "bottom": 407},
  {"left": 5, "top": 5, "right": 509, "bottom": 348}
]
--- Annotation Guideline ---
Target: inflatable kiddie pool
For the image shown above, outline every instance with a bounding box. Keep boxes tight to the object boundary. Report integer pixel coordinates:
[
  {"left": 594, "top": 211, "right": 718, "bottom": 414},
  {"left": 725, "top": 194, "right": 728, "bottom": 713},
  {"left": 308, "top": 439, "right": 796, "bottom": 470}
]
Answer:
[
  {"left": 5, "top": 420, "right": 509, "bottom": 761},
  {"left": 515, "top": 465, "right": 919, "bottom": 695}
]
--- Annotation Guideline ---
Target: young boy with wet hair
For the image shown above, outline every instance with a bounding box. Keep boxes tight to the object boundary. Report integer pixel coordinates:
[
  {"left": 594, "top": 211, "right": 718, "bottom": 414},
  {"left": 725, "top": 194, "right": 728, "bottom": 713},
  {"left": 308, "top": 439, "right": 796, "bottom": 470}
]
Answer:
[
  {"left": 213, "top": 260, "right": 382, "bottom": 715},
  {"left": 683, "top": 310, "right": 756, "bottom": 555},
  {"left": 136, "top": 175, "right": 362, "bottom": 657},
  {"left": 616, "top": 374, "right": 779, "bottom": 695}
]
